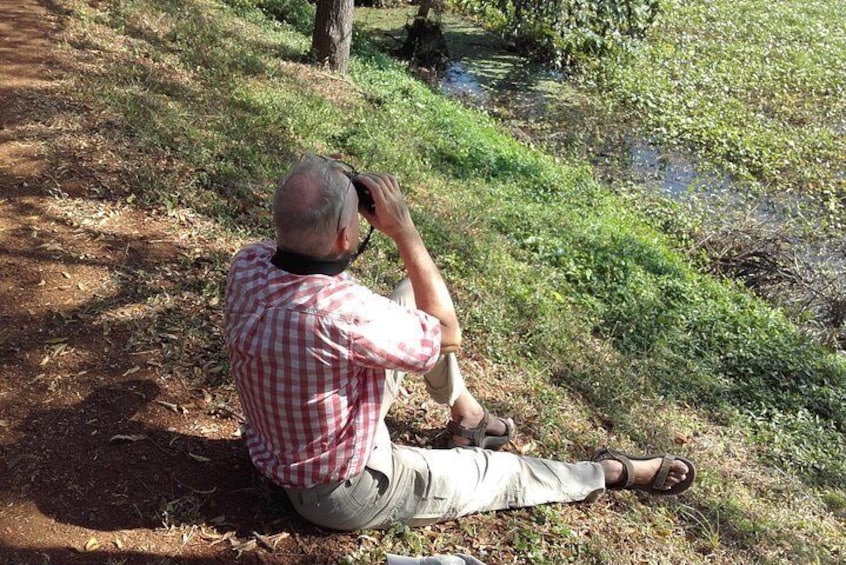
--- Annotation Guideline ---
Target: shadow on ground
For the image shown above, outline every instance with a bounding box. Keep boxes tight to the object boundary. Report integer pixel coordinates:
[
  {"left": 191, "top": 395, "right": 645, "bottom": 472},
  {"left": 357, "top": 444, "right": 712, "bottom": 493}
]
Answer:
[{"left": 0, "top": 380, "right": 362, "bottom": 565}]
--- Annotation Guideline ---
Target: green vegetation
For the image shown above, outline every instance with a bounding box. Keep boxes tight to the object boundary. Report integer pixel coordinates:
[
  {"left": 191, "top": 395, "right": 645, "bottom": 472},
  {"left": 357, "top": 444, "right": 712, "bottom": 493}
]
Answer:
[
  {"left": 599, "top": 0, "right": 846, "bottom": 212},
  {"left": 57, "top": 0, "right": 845, "bottom": 561},
  {"left": 459, "top": 0, "right": 846, "bottom": 223},
  {"left": 452, "top": 0, "right": 661, "bottom": 67}
]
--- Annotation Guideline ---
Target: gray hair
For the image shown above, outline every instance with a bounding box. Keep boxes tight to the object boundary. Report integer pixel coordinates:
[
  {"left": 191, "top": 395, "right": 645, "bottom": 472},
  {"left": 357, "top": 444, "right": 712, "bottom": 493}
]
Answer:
[{"left": 273, "top": 155, "right": 352, "bottom": 258}]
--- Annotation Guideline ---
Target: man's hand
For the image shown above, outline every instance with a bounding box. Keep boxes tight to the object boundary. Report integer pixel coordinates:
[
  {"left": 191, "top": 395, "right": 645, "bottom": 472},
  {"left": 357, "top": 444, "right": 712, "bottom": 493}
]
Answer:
[{"left": 354, "top": 174, "right": 416, "bottom": 242}]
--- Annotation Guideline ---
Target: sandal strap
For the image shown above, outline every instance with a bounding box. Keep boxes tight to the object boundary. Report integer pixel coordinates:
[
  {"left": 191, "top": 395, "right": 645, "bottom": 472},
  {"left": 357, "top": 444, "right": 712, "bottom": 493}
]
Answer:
[
  {"left": 652, "top": 455, "right": 674, "bottom": 490},
  {"left": 592, "top": 447, "right": 635, "bottom": 489},
  {"left": 446, "top": 409, "right": 492, "bottom": 446}
]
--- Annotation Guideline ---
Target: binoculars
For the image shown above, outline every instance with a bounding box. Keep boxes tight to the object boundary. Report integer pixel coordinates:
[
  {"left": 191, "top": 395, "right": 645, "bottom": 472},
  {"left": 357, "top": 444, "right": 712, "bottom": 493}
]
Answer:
[{"left": 347, "top": 174, "right": 376, "bottom": 215}]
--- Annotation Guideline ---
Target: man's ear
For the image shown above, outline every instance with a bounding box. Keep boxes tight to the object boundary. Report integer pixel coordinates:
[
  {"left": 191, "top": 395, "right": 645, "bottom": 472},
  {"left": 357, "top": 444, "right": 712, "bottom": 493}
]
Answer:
[{"left": 336, "top": 225, "right": 354, "bottom": 254}]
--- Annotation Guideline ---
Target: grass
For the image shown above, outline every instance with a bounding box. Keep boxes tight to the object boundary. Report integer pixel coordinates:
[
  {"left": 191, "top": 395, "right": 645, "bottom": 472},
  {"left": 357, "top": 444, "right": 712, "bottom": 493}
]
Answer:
[{"left": 47, "top": 0, "right": 846, "bottom": 562}]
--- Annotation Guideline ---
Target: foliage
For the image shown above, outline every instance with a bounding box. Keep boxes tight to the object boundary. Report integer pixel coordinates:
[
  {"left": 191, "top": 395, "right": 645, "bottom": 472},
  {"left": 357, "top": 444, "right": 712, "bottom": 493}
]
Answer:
[
  {"left": 594, "top": 0, "right": 846, "bottom": 211},
  {"left": 453, "top": 0, "right": 661, "bottom": 67},
  {"left": 225, "top": 0, "right": 314, "bottom": 34}
]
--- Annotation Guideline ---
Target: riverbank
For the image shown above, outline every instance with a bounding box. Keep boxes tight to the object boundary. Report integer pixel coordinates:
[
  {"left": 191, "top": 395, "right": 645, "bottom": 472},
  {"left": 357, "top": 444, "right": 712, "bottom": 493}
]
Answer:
[{"left": 357, "top": 5, "right": 846, "bottom": 350}]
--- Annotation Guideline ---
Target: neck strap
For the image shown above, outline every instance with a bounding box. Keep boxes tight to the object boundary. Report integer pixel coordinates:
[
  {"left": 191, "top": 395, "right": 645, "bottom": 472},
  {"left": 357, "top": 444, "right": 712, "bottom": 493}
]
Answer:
[
  {"left": 271, "top": 248, "right": 353, "bottom": 276},
  {"left": 271, "top": 225, "right": 375, "bottom": 276}
]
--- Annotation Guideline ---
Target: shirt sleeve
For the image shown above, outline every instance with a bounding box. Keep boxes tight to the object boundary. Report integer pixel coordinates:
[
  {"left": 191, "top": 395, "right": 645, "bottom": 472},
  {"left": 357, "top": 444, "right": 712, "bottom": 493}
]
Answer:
[{"left": 344, "top": 293, "right": 442, "bottom": 374}]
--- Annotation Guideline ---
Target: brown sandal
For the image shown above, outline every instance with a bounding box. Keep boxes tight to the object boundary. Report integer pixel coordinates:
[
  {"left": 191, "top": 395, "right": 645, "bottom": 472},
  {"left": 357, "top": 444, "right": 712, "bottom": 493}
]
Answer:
[
  {"left": 592, "top": 447, "right": 696, "bottom": 495},
  {"left": 446, "top": 409, "right": 515, "bottom": 450}
]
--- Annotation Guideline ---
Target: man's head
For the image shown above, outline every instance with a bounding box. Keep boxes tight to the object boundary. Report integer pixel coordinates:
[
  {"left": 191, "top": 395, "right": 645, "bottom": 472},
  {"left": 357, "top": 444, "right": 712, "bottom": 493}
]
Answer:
[{"left": 273, "top": 155, "right": 360, "bottom": 260}]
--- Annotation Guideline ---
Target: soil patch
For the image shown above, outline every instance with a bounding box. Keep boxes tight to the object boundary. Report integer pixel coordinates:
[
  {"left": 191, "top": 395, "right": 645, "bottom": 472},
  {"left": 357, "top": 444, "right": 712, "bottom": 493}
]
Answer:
[{"left": 0, "top": 1, "right": 356, "bottom": 563}]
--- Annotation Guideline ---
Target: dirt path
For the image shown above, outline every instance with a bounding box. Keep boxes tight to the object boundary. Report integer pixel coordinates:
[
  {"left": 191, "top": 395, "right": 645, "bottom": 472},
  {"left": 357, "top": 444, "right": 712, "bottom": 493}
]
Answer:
[{"left": 0, "top": 2, "right": 361, "bottom": 563}]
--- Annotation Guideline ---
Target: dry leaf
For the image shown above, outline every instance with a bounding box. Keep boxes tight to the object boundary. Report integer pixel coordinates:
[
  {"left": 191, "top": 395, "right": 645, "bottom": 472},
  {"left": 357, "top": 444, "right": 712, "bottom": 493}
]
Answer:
[
  {"left": 516, "top": 441, "right": 536, "bottom": 455},
  {"left": 114, "top": 537, "right": 124, "bottom": 550},
  {"left": 189, "top": 452, "right": 210, "bottom": 463},
  {"left": 271, "top": 532, "right": 290, "bottom": 548},
  {"left": 252, "top": 531, "right": 274, "bottom": 551},
  {"left": 122, "top": 365, "right": 141, "bottom": 376},
  {"left": 0, "top": 420, "right": 10, "bottom": 428},
  {"left": 208, "top": 530, "right": 236, "bottom": 546},
  {"left": 83, "top": 537, "right": 100, "bottom": 551},
  {"left": 109, "top": 434, "right": 148, "bottom": 443},
  {"left": 155, "top": 400, "right": 185, "bottom": 414},
  {"left": 229, "top": 537, "right": 257, "bottom": 553},
  {"left": 61, "top": 271, "right": 72, "bottom": 279}
]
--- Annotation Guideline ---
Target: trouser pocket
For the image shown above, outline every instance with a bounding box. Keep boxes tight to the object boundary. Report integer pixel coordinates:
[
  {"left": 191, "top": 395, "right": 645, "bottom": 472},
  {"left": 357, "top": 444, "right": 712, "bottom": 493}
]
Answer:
[{"left": 286, "top": 467, "right": 388, "bottom": 531}]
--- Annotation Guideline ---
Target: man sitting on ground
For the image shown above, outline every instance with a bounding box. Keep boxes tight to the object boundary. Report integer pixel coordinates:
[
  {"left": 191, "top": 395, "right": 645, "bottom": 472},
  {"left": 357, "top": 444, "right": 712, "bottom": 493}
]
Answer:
[{"left": 224, "top": 154, "right": 696, "bottom": 530}]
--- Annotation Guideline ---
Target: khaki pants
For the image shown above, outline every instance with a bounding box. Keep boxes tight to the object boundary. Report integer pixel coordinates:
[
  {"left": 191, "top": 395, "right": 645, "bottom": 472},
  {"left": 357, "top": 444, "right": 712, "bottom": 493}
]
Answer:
[{"left": 284, "top": 280, "right": 605, "bottom": 530}]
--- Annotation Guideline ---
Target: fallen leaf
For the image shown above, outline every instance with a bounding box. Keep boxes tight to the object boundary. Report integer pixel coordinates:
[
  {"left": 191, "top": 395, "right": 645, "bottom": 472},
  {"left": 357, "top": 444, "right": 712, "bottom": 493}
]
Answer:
[
  {"left": 83, "top": 537, "right": 100, "bottom": 551},
  {"left": 189, "top": 452, "right": 210, "bottom": 463},
  {"left": 271, "top": 532, "right": 290, "bottom": 548},
  {"left": 109, "top": 434, "right": 148, "bottom": 443},
  {"left": 516, "top": 441, "right": 536, "bottom": 455},
  {"left": 114, "top": 537, "right": 124, "bottom": 550},
  {"left": 44, "top": 337, "right": 68, "bottom": 344},
  {"left": 155, "top": 400, "right": 184, "bottom": 413},
  {"left": 122, "top": 365, "right": 141, "bottom": 376},
  {"left": 208, "top": 530, "right": 236, "bottom": 546},
  {"left": 61, "top": 271, "right": 72, "bottom": 279},
  {"left": 229, "top": 537, "right": 257, "bottom": 553},
  {"left": 252, "top": 531, "right": 274, "bottom": 551},
  {"left": 0, "top": 420, "right": 9, "bottom": 428}
]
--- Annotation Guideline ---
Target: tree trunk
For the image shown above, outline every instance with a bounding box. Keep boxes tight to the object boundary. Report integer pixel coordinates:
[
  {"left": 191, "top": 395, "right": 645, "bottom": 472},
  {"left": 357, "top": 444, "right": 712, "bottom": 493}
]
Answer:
[
  {"left": 311, "top": 0, "right": 354, "bottom": 74},
  {"left": 417, "top": 0, "right": 432, "bottom": 19}
]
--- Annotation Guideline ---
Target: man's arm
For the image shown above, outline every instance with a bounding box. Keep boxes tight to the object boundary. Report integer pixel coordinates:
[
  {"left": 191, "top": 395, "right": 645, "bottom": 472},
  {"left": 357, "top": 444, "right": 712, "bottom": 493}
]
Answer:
[{"left": 356, "top": 174, "right": 462, "bottom": 352}]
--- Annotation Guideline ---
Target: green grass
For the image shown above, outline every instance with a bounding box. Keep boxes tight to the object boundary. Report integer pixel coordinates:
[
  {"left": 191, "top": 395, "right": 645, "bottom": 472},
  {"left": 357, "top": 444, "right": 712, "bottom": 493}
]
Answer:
[
  {"left": 596, "top": 0, "right": 846, "bottom": 226},
  {"left": 55, "top": 0, "right": 846, "bottom": 562}
]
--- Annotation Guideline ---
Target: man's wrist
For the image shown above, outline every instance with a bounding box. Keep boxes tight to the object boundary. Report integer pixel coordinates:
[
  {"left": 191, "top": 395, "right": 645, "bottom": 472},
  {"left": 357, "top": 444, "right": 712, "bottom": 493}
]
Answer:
[{"left": 390, "top": 224, "right": 421, "bottom": 245}]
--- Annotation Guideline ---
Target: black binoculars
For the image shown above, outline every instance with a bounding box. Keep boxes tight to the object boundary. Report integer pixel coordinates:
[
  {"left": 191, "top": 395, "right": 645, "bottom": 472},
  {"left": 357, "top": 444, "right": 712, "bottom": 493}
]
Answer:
[{"left": 347, "top": 174, "right": 376, "bottom": 215}]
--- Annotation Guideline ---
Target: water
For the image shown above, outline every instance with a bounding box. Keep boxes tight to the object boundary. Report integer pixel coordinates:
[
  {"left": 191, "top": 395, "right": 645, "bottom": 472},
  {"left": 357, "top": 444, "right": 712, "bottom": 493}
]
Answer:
[{"left": 440, "top": 62, "right": 488, "bottom": 105}]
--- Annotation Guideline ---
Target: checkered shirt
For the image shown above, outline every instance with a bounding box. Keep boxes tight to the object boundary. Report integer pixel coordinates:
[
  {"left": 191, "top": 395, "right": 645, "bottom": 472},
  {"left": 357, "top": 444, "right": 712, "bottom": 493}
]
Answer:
[{"left": 224, "top": 242, "right": 441, "bottom": 488}]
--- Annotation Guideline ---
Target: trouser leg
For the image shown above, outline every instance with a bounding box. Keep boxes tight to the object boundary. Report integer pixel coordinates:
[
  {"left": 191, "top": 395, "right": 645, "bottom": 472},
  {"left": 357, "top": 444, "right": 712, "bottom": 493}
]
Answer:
[
  {"left": 372, "top": 280, "right": 604, "bottom": 528},
  {"left": 364, "top": 444, "right": 605, "bottom": 528},
  {"left": 288, "top": 443, "right": 605, "bottom": 531},
  {"left": 388, "top": 278, "right": 464, "bottom": 407}
]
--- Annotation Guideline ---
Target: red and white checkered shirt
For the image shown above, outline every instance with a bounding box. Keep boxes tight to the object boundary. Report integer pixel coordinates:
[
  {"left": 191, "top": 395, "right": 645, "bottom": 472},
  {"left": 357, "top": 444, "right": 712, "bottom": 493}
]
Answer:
[{"left": 225, "top": 242, "right": 441, "bottom": 488}]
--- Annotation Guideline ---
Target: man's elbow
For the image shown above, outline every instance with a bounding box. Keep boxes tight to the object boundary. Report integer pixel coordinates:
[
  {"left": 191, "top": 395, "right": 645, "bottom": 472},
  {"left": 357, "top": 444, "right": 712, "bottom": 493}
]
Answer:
[{"left": 440, "top": 324, "right": 462, "bottom": 353}]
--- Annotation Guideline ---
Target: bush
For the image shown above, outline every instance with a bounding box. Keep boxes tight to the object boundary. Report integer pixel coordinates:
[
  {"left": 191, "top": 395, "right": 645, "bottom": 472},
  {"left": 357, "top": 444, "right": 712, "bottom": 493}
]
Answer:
[
  {"left": 259, "top": 0, "right": 315, "bottom": 34},
  {"left": 225, "top": 0, "right": 315, "bottom": 35},
  {"left": 454, "top": 0, "right": 660, "bottom": 67}
]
